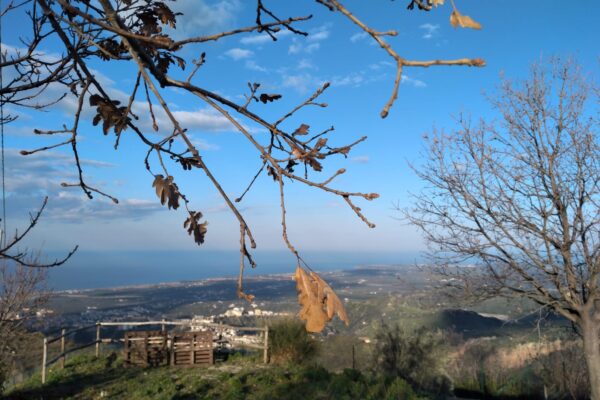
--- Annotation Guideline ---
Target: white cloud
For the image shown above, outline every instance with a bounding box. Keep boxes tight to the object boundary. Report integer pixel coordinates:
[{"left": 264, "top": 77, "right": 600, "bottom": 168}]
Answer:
[
  {"left": 224, "top": 48, "right": 254, "bottom": 60},
  {"left": 171, "top": 108, "right": 236, "bottom": 132},
  {"left": 419, "top": 23, "right": 440, "bottom": 39},
  {"left": 281, "top": 73, "right": 322, "bottom": 94},
  {"left": 351, "top": 155, "right": 370, "bottom": 164},
  {"left": 245, "top": 60, "right": 267, "bottom": 72},
  {"left": 191, "top": 137, "right": 220, "bottom": 151},
  {"left": 297, "top": 59, "right": 315, "bottom": 70},
  {"left": 350, "top": 32, "right": 368, "bottom": 43},
  {"left": 308, "top": 30, "right": 329, "bottom": 42},
  {"left": 240, "top": 30, "right": 292, "bottom": 45},
  {"left": 308, "top": 25, "right": 331, "bottom": 42},
  {"left": 401, "top": 74, "right": 427, "bottom": 88},
  {"left": 1, "top": 149, "right": 162, "bottom": 222},
  {"left": 165, "top": 0, "right": 240, "bottom": 39},
  {"left": 289, "top": 41, "right": 320, "bottom": 54},
  {"left": 288, "top": 25, "right": 329, "bottom": 54},
  {"left": 331, "top": 73, "right": 364, "bottom": 87}
]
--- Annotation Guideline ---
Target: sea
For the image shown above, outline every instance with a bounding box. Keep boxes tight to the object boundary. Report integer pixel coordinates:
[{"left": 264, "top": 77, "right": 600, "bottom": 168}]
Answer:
[{"left": 44, "top": 250, "right": 421, "bottom": 290}]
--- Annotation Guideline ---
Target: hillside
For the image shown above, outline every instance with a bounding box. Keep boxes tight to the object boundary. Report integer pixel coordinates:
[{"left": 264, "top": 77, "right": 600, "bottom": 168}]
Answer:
[{"left": 3, "top": 354, "right": 426, "bottom": 400}]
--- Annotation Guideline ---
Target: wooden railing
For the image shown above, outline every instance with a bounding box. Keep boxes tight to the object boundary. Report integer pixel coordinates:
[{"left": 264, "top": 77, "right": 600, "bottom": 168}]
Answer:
[{"left": 41, "top": 320, "right": 269, "bottom": 384}]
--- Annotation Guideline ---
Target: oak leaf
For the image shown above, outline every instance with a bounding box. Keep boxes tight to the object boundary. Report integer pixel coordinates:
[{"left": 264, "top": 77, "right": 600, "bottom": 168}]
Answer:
[
  {"left": 152, "top": 174, "right": 180, "bottom": 210},
  {"left": 184, "top": 211, "right": 208, "bottom": 245},
  {"left": 293, "top": 124, "right": 310, "bottom": 136},
  {"left": 450, "top": 8, "right": 482, "bottom": 30},
  {"left": 294, "top": 267, "right": 350, "bottom": 333}
]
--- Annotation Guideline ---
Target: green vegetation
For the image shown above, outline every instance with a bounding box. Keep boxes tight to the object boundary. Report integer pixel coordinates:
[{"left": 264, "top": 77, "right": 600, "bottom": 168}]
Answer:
[
  {"left": 4, "top": 354, "right": 427, "bottom": 400},
  {"left": 372, "top": 324, "right": 451, "bottom": 397},
  {"left": 268, "top": 318, "right": 319, "bottom": 365}
]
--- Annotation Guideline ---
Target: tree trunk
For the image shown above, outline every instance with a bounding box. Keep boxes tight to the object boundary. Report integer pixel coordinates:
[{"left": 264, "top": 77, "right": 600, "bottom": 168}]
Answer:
[{"left": 582, "top": 316, "right": 600, "bottom": 400}]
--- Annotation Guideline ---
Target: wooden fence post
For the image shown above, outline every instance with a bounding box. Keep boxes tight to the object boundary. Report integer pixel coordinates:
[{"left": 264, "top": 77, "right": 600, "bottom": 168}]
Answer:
[
  {"left": 161, "top": 318, "right": 166, "bottom": 333},
  {"left": 60, "top": 328, "right": 66, "bottom": 369},
  {"left": 41, "top": 337, "right": 47, "bottom": 384},
  {"left": 95, "top": 322, "right": 100, "bottom": 357},
  {"left": 263, "top": 327, "right": 269, "bottom": 364}
]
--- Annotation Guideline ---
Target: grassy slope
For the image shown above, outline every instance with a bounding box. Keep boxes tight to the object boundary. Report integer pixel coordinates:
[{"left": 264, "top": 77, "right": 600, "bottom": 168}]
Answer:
[{"left": 4, "top": 354, "right": 426, "bottom": 400}]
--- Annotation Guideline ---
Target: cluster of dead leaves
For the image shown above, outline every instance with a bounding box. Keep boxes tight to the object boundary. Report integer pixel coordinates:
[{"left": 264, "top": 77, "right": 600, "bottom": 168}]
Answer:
[
  {"left": 134, "top": 2, "right": 180, "bottom": 36},
  {"left": 153, "top": 175, "right": 209, "bottom": 246},
  {"left": 184, "top": 211, "right": 208, "bottom": 245},
  {"left": 152, "top": 174, "right": 180, "bottom": 210},
  {"left": 294, "top": 266, "right": 349, "bottom": 333},
  {"left": 120, "top": 1, "right": 187, "bottom": 73},
  {"left": 89, "top": 94, "right": 130, "bottom": 135},
  {"left": 290, "top": 128, "right": 328, "bottom": 172}
]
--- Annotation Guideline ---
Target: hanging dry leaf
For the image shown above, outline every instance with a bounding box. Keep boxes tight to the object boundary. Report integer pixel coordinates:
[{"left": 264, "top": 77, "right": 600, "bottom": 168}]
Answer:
[
  {"left": 450, "top": 8, "right": 482, "bottom": 30},
  {"left": 293, "top": 124, "right": 310, "bottom": 136},
  {"left": 89, "top": 95, "right": 130, "bottom": 135},
  {"left": 152, "top": 174, "right": 180, "bottom": 209},
  {"left": 431, "top": 0, "right": 444, "bottom": 6},
  {"left": 259, "top": 93, "right": 282, "bottom": 103},
  {"left": 294, "top": 266, "right": 350, "bottom": 333},
  {"left": 184, "top": 211, "right": 208, "bottom": 245}
]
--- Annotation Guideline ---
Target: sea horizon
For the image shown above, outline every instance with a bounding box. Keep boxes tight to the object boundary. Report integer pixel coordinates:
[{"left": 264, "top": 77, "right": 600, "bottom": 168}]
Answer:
[{"left": 45, "top": 250, "right": 422, "bottom": 291}]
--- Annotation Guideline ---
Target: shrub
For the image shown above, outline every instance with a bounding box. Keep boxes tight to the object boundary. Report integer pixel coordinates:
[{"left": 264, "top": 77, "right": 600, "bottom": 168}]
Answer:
[
  {"left": 372, "top": 323, "right": 451, "bottom": 396},
  {"left": 268, "top": 318, "right": 319, "bottom": 365},
  {"left": 533, "top": 340, "right": 591, "bottom": 400}
]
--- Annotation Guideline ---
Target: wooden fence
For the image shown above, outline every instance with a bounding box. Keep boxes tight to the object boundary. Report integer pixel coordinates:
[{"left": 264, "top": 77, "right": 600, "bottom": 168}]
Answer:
[{"left": 41, "top": 320, "right": 269, "bottom": 384}]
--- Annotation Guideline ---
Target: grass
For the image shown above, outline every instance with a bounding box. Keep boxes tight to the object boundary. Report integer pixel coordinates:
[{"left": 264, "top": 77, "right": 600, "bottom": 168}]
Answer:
[{"left": 3, "top": 353, "right": 427, "bottom": 400}]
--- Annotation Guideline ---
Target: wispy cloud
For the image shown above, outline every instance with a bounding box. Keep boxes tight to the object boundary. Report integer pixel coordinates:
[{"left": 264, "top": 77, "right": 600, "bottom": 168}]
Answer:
[
  {"left": 2, "top": 149, "right": 162, "bottom": 222},
  {"left": 245, "top": 60, "right": 268, "bottom": 72},
  {"left": 331, "top": 73, "right": 364, "bottom": 87},
  {"left": 401, "top": 74, "right": 427, "bottom": 88},
  {"left": 288, "top": 42, "right": 320, "bottom": 54},
  {"left": 240, "top": 29, "right": 292, "bottom": 45},
  {"left": 419, "top": 23, "right": 440, "bottom": 39},
  {"left": 165, "top": 0, "right": 241, "bottom": 39},
  {"left": 350, "top": 32, "right": 368, "bottom": 43},
  {"left": 297, "top": 59, "right": 316, "bottom": 70},
  {"left": 288, "top": 25, "right": 330, "bottom": 54},
  {"left": 224, "top": 47, "right": 254, "bottom": 60},
  {"left": 351, "top": 155, "right": 370, "bottom": 164},
  {"left": 171, "top": 108, "right": 236, "bottom": 132},
  {"left": 281, "top": 73, "right": 322, "bottom": 94}
]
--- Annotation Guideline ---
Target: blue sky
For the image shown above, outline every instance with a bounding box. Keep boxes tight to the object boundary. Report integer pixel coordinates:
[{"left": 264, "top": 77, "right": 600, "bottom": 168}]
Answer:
[{"left": 2, "top": 0, "right": 599, "bottom": 265}]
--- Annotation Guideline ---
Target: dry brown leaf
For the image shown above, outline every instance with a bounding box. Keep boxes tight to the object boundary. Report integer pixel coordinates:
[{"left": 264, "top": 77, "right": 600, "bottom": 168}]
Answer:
[
  {"left": 294, "top": 267, "right": 350, "bottom": 333},
  {"left": 295, "top": 267, "right": 328, "bottom": 332},
  {"left": 431, "top": 0, "right": 444, "bottom": 6},
  {"left": 450, "top": 8, "right": 482, "bottom": 30},
  {"left": 183, "top": 211, "right": 207, "bottom": 245},
  {"left": 152, "top": 174, "right": 180, "bottom": 210},
  {"left": 311, "top": 272, "right": 349, "bottom": 326}
]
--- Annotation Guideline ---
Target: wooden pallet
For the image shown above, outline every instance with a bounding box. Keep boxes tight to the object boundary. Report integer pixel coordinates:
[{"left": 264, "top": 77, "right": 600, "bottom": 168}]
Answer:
[
  {"left": 171, "top": 331, "right": 213, "bottom": 367},
  {"left": 124, "top": 330, "right": 169, "bottom": 367}
]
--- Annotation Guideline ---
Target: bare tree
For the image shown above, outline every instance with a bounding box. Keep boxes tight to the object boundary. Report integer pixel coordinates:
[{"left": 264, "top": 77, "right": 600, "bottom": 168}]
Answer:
[
  {"left": 1, "top": 0, "right": 484, "bottom": 331},
  {"left": 0, "top": 257, "right": 48, "bottom": 389},
  {"left": 408, "top": 59, "right": 599, "bottom": 398}
]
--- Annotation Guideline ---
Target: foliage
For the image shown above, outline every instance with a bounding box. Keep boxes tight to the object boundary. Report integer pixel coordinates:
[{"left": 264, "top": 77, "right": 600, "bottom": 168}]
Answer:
[
  {"left": 372, "top": 323, "right": 451, "bottom": 396},
  {"left": 268, "top": 318, "right": 319, "bottom": 365}
]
